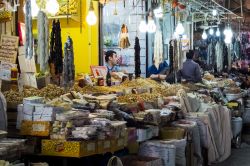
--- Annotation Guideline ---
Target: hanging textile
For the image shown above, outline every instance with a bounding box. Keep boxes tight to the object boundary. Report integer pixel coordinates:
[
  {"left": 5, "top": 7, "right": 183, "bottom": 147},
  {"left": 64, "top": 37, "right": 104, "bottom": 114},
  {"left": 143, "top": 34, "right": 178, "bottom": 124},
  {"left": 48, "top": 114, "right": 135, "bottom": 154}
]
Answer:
[
  {"left": 177, "top": 40, "right": 185, "bottom": 70},
  {"left": 37, "top": 11, "right": 49, "bottom": 73},
  {"left": 215, "top": 41, "right": 223, "bottom": 73},
  {"left": 63, "top": 36, "right": 75, "bottom": 88},
  {"left": 153, "top": 31, "right": 163, "bottom": 69},
  {"left": 0, "top": 92, "right": 7, "bottom": 131},
  {"left": 134, "top": 37, "right": 141, "bottom": 78},
  {"left": 25, "top": 0, "right": 33, "bottom": 59},
  {"left": 223, "top": 45, "right": 228, "bottom": 71},
  {"left": 49, "top": 20, "right": 63, "bottom": 76},
  {"left": 169, "top": 40, "right": 174, "bottom": 73},
  {"left": 119, "top": 24, "right": 130, "bottom": 49},
  {"left": 173, "top": 40, "right": 178, "bottom": 71},
  {"left": 228, "top": 44, "right": 233, "bottom": 71}
]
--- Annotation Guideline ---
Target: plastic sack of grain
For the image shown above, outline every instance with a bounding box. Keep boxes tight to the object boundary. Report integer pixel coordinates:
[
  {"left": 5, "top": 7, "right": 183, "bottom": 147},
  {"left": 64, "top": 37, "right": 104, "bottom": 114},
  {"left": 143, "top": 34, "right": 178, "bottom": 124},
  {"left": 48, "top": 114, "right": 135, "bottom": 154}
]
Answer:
[
  {"left": 138, "top": 140, "right": 176, "bottom": 166},
  {"left": 161, "top": 139, "right": 187, "bottom": 166}
]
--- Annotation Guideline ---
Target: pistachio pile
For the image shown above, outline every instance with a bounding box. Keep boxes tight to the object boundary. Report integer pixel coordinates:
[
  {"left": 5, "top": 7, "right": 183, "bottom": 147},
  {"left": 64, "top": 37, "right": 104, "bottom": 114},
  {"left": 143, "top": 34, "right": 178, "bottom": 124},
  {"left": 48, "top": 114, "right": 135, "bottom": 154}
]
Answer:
[{"left": 4, "top": 84, "right": 65, "bottom": 103}]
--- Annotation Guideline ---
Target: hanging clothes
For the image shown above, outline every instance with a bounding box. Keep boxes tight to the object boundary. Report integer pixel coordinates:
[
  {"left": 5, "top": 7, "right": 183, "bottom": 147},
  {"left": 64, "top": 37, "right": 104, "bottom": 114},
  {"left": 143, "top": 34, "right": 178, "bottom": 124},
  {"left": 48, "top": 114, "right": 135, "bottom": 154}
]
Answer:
[
  {"left": 153, "top": 31, "right": 163, "bottom": 69},
  {"left": 63, "top": 36, "right": 75, "bottom": 88},
  {"left": 228, "top": 44, "right": 233, "bottom": 71},
  {"left": 119, "top": 24, "right": 130, "bottom": 49},
  {"left": 169, "top": 40, "right": 174, "bottom": 73},
  {"left": 49, "top": 20, "right": 63, "bottom": 76},
  {"left": 37, "top": 11, "right": 49, "bottom": 73},
  {"left": 215, "top": 41, "right": 223, "bottom": 73},
  {"left": 0, "top": 92, "right": 7, "bottom": 131},
  {"left": 25, "top": 0, "right": 33, "bottom": 60},
  {"left": 134, "top": 37, "right": 141, "bottom": 78},
  {"left": 223, "top": 45, "right": 228, "bottom": 71}
]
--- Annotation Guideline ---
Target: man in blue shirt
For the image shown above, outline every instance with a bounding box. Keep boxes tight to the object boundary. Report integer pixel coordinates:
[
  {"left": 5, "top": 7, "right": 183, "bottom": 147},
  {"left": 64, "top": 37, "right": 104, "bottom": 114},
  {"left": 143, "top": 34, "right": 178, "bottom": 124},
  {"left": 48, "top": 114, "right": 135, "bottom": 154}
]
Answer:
[
  {"left": 105, "top": 50, "right": 121, "bottom": 72},
  {"left": 178, "top": 50, "right": 202, "bottom": 83}
]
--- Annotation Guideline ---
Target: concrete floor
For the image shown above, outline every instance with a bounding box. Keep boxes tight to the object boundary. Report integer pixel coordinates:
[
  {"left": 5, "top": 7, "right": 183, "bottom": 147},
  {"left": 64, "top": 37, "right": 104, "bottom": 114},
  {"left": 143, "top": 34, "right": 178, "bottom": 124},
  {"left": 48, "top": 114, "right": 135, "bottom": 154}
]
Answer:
[{"left": 215, "top": 143, "right": 250, "bottom": 166}]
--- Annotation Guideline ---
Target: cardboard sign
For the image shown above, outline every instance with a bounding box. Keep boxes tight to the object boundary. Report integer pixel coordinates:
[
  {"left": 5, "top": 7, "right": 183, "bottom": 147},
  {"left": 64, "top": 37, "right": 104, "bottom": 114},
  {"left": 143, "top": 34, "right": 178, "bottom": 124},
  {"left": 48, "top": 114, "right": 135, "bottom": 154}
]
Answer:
[
  {"left": 0, "top": 35, "right": 19, "bottom": 63},
  {"left": 90, "top": 66, "right": 108, "bottom": 78},
  {"left": 181, "top": 39, "right": 190, "bottom": 51}
]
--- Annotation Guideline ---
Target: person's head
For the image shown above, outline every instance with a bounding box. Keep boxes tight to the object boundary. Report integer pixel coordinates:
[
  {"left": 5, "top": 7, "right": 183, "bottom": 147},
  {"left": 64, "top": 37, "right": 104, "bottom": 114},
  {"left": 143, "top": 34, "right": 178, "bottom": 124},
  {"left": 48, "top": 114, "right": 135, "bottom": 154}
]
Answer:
[
  {"left": 105, "top": 50, "right": 118, "bottom": 66},
  {"left": 186, "top": 50, "right": 194, "bottom": 59}
]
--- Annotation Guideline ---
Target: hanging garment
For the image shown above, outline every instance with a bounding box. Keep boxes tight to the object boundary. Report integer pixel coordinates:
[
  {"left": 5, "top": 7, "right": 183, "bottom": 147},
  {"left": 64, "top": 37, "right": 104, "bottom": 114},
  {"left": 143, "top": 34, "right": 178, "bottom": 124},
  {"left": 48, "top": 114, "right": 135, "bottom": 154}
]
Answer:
[
  {"left": 25, "top": 0, "right": 33, "bottom": 59},
  {"left": 154, "top": 31, "right": 163, "bottom": 69},
  {"left": 208, "top": 42, "right": 217, "bottom": 71},
  {"left": 134, "top": 37, "right": 141, "bottom": 78},
  {"left": 37, "top": 11, "right": 49, "bottom": 73},
  {"left": 0, "top": 92, "right": 7, "bottom": 131},
  {"left": 215, "top": 41, "right": 223, "bottom": 73},
  {"left": 169, "top": 40, "right": 174, "bottom": 73},
  {"left": 223, "top": 45, "right": 228, "bottom": 71},
  {"left": 173, "top": 40, "right": 178, "bottom": 71},
  {"left": 63, "top": 36, "right": 75, "bottom": 88},
  {"left": 119, "top": 24, "right": 130, "bottom": 49},
  {"left": 49, "top": 20, "right": 63, "bottom": 75},
  {"left": 228, "top": 44, "right": 233, "bottom": 71}
]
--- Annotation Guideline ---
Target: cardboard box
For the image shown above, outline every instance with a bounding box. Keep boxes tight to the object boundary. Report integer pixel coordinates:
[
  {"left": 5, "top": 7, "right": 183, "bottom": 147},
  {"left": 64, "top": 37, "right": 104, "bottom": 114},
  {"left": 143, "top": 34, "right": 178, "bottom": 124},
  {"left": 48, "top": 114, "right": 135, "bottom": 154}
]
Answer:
[
  {"left": 42, "top": 140, "right": 97, "bottom": 158},
  {"left": 121, "top": 155, "right": 163, "bottom": 166},
  {"left": 20, "top": 120, "right": 50, "bottom": 136},
  {"left": 23, "top": 96, "right": 44, "bottom": 105},
  {"left": 21, "top": 103, "right": 55, "bottom": 122}
]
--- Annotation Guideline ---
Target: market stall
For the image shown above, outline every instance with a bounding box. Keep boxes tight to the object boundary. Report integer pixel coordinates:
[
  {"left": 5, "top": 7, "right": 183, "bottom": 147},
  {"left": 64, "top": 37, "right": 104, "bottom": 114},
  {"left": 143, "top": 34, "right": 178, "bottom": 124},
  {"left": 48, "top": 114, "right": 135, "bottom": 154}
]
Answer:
[{"left": 0, "top": 0, "right": 249, "bottom": 166}]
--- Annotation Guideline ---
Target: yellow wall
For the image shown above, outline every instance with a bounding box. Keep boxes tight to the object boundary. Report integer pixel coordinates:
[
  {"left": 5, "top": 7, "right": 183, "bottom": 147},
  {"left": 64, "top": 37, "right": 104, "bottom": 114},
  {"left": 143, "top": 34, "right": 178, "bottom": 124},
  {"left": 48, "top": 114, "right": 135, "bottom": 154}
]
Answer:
[{"left": 32, "top": 0, "right": 99, "bottom": 74}]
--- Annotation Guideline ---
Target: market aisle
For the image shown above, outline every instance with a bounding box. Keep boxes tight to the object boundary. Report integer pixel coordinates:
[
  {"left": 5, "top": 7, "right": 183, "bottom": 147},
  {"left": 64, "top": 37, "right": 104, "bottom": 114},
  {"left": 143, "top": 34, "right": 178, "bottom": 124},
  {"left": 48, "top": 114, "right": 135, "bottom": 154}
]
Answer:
[{"left": 216, "top": 143, "right": 250, "bottom": 166}]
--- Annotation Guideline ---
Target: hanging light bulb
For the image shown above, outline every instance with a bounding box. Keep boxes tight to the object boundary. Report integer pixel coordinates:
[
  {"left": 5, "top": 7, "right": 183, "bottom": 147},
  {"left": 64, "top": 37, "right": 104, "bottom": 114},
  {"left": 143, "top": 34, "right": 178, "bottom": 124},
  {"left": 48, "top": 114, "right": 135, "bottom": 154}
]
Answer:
[
  {"left": 139, "top": 19, "right": 147, "bottom": 33},
  {"left": 209, "top": 28, "right": 214, "bottom": 35},
  {"left": 223, "top": 27, "right": 233, "bottom": 39},
  {"left": 23, "top": 0, "right": 39, "bottom": 17},
  {"left": 46, "top": 0, "right": 59, "bottom": 16},
  {"left": 224, "top": 37, "right": 232, "bottom": 44},
  {"left": 175, "top": 22, "right": 185, "bottom": 35},
  {"left": 216, "top": 28, "right": 220, "bottom": 36},
  {"left": 154, "top": 6, "right": 163, "bottom": 18},
  {"left": 147, "top": 19, "right": 156, "bottom": 33},
  {"left": 212, "top": 9, "right": 217, "bottom": 16},
  {"left": 86, "top": 0, "right": 97, "bottom": 26},
  {"left": 202, "top": 30, "right": 207, "bottom": 40}
]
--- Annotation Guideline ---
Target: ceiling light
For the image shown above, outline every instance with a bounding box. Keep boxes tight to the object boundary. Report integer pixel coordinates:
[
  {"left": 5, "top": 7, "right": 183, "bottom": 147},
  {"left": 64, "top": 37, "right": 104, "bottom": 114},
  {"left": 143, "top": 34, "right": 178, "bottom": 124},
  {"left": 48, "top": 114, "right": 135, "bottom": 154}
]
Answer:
[
  {"left": 139, "top": 20, "right": 147, "bottom": 33},
  {"left": 216, "top": 28, "right": 220, "bottom": 36},
  {"left": 202, "top": 30, "right": 207, "bottom": 40},
  {"left": 46, "top": 0, "right": 59, "bottom": 16},
  {"left": 147, "top": 19, "right": 156, "bottom": 33},
  {"left": 86, "top": 0, "right": 97, "bottom": 26},
  {"left": 209, "top": 28, "right": 214, "bottom": 35},
  {"left": 175, "top": 22, "right": 185, "bottom": 36},
  {"left": 224, "top": 37, "right": 232, "bottom": 44},
  {"left": 212, "top": 9, "right": 217, "bottom": 16},
  {"left": 223, "top": 27, "right": 233, "bottom": 39}
]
